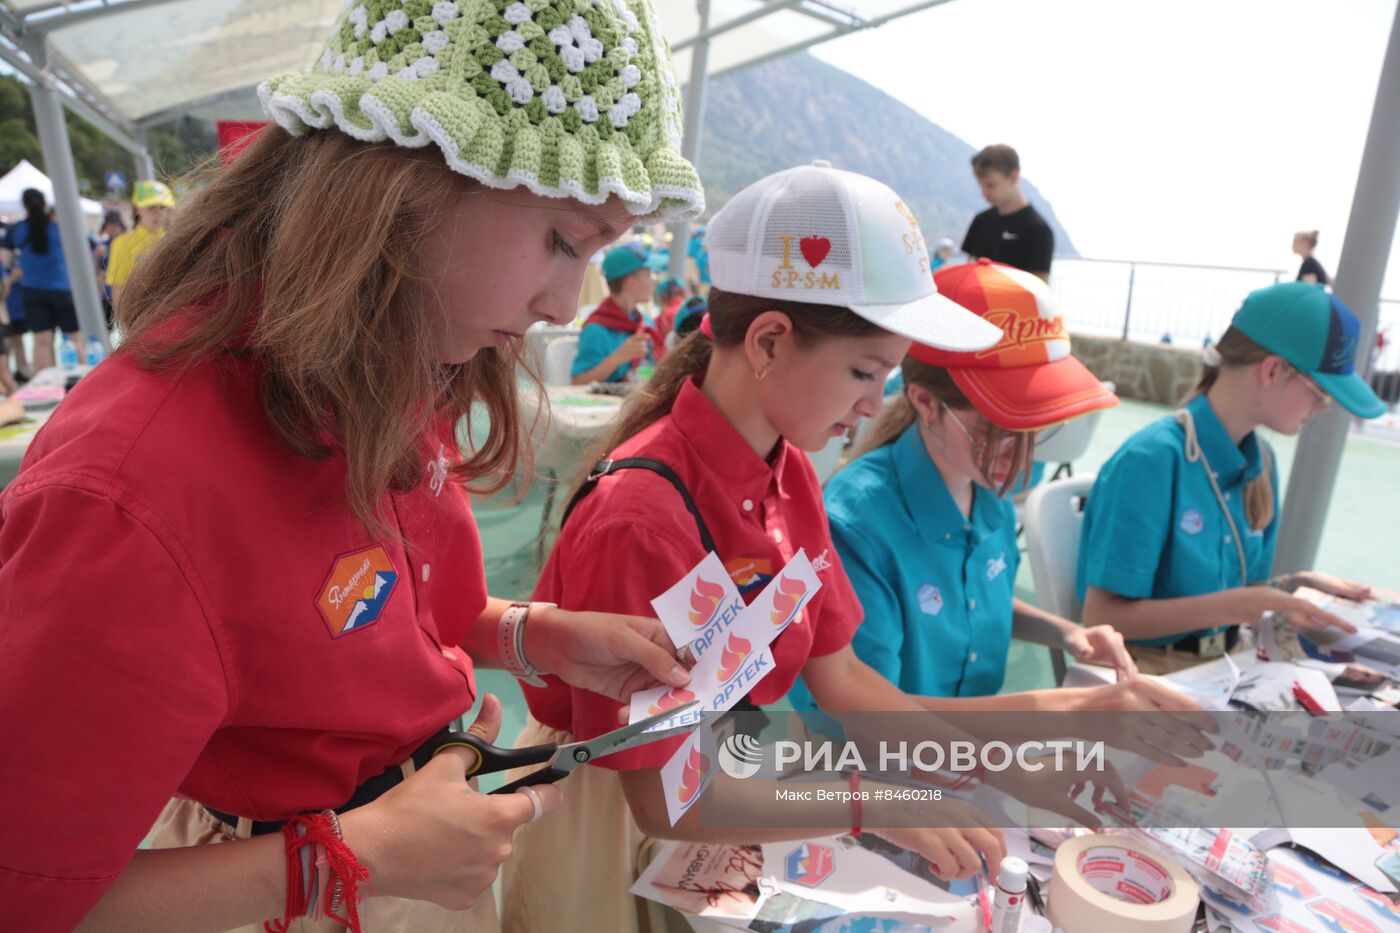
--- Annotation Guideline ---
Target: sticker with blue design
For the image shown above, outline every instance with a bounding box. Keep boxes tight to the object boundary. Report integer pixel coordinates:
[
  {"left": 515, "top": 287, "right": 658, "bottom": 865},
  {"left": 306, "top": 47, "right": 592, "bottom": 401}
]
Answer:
[{"left": 785, "top": 842, "right": 835, "bottom": 887}]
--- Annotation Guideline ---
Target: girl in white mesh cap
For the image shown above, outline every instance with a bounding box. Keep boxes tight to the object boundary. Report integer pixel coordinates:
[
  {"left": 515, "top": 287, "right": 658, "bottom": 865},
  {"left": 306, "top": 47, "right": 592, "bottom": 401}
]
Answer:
[{"left": 503, "top": 163, "right": 1145, "bottom": 932}]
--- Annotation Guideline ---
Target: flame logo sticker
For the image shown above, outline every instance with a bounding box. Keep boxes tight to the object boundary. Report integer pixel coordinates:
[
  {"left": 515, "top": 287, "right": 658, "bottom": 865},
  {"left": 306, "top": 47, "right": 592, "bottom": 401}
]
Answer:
[
  {"left": 677, "top": 746, "right": 710, "bottom": 804},
  {"left": 648, "top": 686, "right": 697, "bottom": 716},
  {"left": 717, "top": 632, "right": 753, "bottom": 681},
  {"left": 689, "top": 576, "right": 727, "bottom": 626},
  {"left": 770, "top": 575, "right": 809, "bottom": 626}
]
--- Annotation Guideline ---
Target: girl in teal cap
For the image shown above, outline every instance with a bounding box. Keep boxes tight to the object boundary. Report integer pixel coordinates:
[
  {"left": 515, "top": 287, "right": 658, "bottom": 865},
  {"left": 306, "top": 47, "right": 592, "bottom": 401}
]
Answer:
[{"left": 1078, "top": 282, "right": 1382, "bottom": 674}]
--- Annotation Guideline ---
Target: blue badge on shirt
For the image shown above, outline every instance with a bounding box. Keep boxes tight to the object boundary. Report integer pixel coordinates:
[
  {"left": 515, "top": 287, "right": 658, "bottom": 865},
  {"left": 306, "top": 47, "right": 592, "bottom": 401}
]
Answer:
[
  {"left": 917, "top": 583, "right": 944, "bottom": 616},
  {"left": 1180, "top": 508, "right": 1205, "bottom": 536}
]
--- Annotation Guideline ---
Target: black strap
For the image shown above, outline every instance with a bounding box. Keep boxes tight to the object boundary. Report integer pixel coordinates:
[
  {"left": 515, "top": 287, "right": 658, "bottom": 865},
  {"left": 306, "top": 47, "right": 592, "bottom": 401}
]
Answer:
[
  {"left": 561, "top": 457, "right": 717, "bottom": 554},
  {"left": 205, "top": 724, "right": 458, "bottom": 836},
  {"left": 560, "top": 458, "right": 765, "bottom": 721}
]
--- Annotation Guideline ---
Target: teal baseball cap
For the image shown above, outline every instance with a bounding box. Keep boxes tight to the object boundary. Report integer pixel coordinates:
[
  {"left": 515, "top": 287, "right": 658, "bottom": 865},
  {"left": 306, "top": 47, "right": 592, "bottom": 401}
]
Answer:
[
  {"left": 1230, "top": 281, "right": 1385, "bottom": 418},
  {"left": 602, "top": 243, "right": 666, "bottom": 281}
]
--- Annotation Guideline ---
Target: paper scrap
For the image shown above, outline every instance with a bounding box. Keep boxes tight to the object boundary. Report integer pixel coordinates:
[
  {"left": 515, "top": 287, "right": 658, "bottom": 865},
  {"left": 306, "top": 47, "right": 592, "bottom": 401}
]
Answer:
[
  {"left": 649, "top": 551, "right": 745, "bottom": 660},
  {"left": 1204, "top": 846, "right": 1400, "bottom": 933},
  {"left": 660, "top": 723, "right": 718, "bottom": 828},
  {"left": 629, "top": 839, "right": 768, "bottom": 923},
  {"left": 759, "top": 836, "right": 979, "bottom": 928}
]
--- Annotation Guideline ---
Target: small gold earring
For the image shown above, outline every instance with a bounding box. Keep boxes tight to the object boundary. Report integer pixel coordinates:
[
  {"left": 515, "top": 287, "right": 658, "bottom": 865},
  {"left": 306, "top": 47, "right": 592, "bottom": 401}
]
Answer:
[{"left": 754, "top": 367, "right": 769, "bottom": 382}]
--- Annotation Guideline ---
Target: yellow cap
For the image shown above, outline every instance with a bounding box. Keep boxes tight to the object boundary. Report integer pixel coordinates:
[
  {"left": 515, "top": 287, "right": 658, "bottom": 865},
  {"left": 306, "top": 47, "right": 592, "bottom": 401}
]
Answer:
[{"left": 132, "top": 179, "right": 175, "bottom": 209}]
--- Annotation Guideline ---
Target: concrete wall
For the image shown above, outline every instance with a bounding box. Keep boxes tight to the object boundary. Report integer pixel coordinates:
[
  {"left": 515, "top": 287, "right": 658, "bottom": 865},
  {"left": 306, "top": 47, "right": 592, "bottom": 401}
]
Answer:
[{"left": 1071, "top": 333, "right": 1204, "bottom": 406}]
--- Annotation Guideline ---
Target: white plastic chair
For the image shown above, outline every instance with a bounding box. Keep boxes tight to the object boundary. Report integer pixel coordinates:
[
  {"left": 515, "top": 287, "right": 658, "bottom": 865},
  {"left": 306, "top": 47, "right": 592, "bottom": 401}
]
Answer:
[
  {"left": 541, "top": 335, "right": 580, "bottom": 386},
  {"left": 1032, "top": 381, "right": 1115, "bottom": 479},
  {"left": 1023, "top": 474, "right": 1097, "bottom": 684}
]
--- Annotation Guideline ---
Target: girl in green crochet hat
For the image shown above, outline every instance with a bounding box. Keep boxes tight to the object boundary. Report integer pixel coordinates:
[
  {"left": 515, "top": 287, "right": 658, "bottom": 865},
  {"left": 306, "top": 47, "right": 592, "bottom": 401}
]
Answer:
[{"left": 0, "top": 2, "right": 701, "bottom": 932}]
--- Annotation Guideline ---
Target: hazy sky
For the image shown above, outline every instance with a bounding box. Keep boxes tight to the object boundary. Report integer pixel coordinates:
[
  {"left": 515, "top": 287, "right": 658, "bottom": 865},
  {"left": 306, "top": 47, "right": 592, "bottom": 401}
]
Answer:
[{"left": 812, "top": 0, "right": 1399, "bottom": 293}]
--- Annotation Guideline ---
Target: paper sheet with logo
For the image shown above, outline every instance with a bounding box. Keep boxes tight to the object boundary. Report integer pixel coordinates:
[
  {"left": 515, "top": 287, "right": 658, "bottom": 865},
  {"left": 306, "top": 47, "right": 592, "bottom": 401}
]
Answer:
[
  {"left": 631, "top": 550, "right": 822, "bottom": 826},
  {"left": 630, "top": 836, "right": 979, "bottom": 931}
]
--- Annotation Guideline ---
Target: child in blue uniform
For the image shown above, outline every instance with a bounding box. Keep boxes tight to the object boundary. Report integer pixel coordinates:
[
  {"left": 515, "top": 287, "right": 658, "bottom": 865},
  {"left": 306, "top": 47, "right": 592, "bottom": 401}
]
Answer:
[
  {"left": 571, "top": 244, "right": 665, "bottom": 384},
  {"left": 1078, "top": 282, "right": 1380, "bottom": 673}
]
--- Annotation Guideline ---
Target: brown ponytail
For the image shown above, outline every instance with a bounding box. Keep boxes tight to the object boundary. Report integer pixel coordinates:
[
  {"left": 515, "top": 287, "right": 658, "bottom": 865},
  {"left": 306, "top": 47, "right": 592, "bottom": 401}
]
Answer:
[
  {"left": 571, "top": 288, "right": 885, "bottom": 492},
  {"left": 1192, "top": 326, "right": 1275, "bottom": 531},
  {"left": 845, "top": 357, "right": 1035, "bottom": 496}
]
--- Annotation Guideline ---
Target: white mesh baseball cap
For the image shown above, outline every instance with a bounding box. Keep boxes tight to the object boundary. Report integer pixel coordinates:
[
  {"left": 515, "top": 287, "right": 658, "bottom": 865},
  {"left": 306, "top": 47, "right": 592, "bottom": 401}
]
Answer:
[{"left": 706, "top": 162, "right": 1002, "bottom": 351}]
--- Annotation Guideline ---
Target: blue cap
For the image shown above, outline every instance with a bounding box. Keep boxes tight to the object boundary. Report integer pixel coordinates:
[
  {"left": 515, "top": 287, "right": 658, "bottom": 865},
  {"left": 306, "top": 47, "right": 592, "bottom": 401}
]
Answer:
[
  {"left": 673, "top": 296, "right": 707, "bottom": 331},
  {"left": 602, "top": 243, "right": 666, "bottom": 280},
  {"left": 1231, "top": 282, "right": 1385, "bottom": 418}
]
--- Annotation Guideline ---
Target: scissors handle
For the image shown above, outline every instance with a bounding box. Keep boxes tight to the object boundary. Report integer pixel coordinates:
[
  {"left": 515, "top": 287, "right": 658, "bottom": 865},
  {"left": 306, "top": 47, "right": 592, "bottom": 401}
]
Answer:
[{"left": 430, "top": 733, "right": 557, "bottom": 780}]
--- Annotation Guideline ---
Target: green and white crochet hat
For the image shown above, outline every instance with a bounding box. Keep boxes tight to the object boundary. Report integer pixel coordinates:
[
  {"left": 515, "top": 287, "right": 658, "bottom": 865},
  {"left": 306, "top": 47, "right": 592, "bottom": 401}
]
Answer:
[{"left": 259, "top": 0, "right": 703, "bottom": 222}]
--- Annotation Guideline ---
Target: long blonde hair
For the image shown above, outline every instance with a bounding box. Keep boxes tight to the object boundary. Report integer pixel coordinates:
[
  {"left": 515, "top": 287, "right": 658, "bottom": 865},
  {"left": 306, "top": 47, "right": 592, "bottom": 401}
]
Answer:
[
  {"left": 848, "top": 356, "right": 1034, "bottom": 497},
  {"left": 117, "top": 129, "right": 534, "bottom": 537},
  {"left": 1193, "top": 327, "right": 1275, "bottom": 531}
]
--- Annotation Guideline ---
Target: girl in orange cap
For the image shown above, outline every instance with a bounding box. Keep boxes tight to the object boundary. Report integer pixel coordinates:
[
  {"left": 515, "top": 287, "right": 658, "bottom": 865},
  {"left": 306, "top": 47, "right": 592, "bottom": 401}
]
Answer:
[{"left": 794, "top": 260, "right": 1192, "bottom": 715}]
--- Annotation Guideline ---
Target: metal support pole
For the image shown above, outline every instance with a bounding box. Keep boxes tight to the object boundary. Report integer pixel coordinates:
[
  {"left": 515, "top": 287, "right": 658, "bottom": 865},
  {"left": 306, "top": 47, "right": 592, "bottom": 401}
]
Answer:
[
  {"left": 667, "top": 0, "right": 711, "bottom": 281},
  {"left": 24, "top": 37, "right": 109, "bottom": 351},
  {"left": 1274, "top": 3, "right": 1400, "bottom": 576},
  {"left": 1121, "top": 263, "right": 1136, "bottom": 341},
  {"left": 135, "top": 135, "right": 156, "bottom": 182}
]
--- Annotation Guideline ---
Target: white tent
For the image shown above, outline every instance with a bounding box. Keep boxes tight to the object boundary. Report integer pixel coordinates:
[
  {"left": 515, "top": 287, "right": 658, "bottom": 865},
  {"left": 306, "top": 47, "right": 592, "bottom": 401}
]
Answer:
[{"left": 0, "top": 159, "right": 102, "bottom": 218}]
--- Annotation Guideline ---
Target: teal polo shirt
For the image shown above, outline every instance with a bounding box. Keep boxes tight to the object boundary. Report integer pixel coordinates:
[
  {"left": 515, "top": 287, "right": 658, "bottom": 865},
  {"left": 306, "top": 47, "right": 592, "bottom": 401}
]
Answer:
[
  {"left": 571, "top": 322, "right": 637, "bottom": 383},
  {"left": 794, "top": 422, "right": 1019, "bottom": 706},
  {"left": 1076, "top": 393, "right": 1278, "bottom": 646}
]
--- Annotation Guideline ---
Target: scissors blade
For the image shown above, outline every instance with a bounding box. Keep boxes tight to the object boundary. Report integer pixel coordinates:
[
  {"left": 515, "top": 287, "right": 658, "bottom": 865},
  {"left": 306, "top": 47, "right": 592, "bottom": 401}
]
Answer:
[{"left": 558, "top": 700, "right": 703, "bottom": 770}]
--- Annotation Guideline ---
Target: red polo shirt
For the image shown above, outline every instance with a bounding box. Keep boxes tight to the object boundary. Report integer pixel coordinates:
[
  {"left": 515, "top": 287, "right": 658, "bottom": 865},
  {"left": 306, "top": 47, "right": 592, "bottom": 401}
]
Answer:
[
  {"left": 523, "top": 378, "right": 863, "bottom": 770},
  {"left": 0, "top": 349, "right": 484, "bottom": 930}
]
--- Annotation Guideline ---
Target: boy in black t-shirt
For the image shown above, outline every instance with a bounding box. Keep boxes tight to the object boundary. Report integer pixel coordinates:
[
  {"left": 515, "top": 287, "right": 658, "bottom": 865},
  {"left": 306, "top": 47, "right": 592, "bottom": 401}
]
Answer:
[{"left": 961, "top": 144, "right": 1054, "bottom": 281}]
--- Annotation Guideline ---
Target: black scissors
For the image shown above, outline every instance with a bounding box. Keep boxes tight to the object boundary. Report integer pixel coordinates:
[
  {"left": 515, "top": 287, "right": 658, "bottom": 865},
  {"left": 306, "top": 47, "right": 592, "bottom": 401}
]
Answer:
[{"left": 431, "top": 701, "right": 701, "bottom": 795}]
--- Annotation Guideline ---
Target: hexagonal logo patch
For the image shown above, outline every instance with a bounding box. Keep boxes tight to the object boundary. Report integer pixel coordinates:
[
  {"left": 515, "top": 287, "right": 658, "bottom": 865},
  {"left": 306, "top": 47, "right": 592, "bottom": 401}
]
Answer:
[
  {"left": 784, "top": 842, "right": 835, "bottom": 888},
  {"left": 316, "top": 547, "right": 398, "bottom": 638}
]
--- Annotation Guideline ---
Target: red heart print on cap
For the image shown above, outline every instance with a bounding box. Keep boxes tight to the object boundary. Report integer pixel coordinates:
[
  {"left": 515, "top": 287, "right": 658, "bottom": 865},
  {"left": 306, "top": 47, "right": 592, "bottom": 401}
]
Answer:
[{"left": 800, "top": 236, "right": 831, "bottom": 268}]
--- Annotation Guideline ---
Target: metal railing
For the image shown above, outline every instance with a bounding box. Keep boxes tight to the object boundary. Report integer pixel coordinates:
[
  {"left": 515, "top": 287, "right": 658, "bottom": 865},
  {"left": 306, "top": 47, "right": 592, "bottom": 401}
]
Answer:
[{"left": 1049, "top": 256, "right": 1400, "bottom": 407}]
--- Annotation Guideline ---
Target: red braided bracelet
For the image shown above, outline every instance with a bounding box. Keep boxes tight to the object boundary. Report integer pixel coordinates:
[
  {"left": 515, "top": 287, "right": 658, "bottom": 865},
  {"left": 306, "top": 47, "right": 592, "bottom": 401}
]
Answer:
[{"left": 265, "top": 812, "right": 368, "bottom": 933}]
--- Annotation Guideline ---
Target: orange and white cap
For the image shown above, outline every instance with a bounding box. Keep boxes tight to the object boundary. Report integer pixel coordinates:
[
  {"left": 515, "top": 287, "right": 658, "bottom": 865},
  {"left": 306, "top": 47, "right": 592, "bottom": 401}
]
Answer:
[{"left": 908, "top": 259, "right": 1118, "bottom": 430}]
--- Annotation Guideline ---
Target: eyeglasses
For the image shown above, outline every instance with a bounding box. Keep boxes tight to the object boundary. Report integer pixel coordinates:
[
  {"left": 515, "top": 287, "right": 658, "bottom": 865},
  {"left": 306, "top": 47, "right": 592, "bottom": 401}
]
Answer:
[
  {"left": 940, "top": 402, "right": 1019, "bottom": 461},
  {"left": 1288, "top": 366, "right": 1332, "bottom": 411}
]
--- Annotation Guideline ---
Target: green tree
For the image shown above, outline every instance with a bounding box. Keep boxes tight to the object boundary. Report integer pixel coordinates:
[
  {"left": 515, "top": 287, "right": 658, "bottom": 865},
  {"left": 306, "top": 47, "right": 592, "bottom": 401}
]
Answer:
[
  {"left": 0, "top": 116, "right": 41, "bottom": 171},
  {"left": 0, "top": 73, "right": 218, "bottom": 195}
]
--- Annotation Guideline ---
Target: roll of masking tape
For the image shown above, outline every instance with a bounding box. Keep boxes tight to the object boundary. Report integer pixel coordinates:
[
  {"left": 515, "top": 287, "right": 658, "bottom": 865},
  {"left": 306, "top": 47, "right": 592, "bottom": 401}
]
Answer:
[{"left": 1047, "top": 835, "right": 1199, "bottom": 933}]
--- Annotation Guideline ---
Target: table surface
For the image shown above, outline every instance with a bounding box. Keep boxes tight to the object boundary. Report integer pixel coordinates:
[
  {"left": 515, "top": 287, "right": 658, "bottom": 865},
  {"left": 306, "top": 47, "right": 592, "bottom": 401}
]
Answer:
[
  {"left": 540, "top": 383, "right": 628, "bottom": 441},
  {"left": 0, "top": 408, "right": 52, "bottom": 480}
]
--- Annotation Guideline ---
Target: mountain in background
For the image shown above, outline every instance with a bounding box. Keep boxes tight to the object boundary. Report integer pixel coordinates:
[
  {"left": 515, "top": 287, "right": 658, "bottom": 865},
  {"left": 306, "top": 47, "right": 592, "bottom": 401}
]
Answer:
[{"left": 696, "top": 53, "right": 1076, "bottom": 254}]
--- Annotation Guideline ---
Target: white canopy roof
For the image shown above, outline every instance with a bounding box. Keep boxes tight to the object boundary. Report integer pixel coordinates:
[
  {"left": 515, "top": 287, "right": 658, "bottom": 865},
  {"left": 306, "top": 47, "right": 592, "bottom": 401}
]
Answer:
[
  {"left": 0, "top": 158, "right": 102, "bottom": 217},
  {"left": 0, "top": 0, "right": 949, "bottom": 129}
]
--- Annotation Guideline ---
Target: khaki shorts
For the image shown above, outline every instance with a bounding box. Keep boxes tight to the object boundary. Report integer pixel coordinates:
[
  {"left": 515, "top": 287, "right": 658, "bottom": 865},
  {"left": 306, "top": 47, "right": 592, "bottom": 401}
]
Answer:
[
  {"left": 499, "top": 715, "right": 687, "bottom": 933},
  {"left": 147, "top": 797, "right": 499, "bottom": 933}
]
